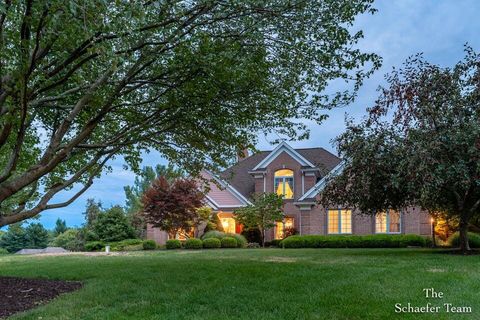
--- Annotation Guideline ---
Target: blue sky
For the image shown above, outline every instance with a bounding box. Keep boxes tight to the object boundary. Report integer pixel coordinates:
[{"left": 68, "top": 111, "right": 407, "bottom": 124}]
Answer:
[{"left": 34, "top": 0, "right": 480, "bottom": 229}]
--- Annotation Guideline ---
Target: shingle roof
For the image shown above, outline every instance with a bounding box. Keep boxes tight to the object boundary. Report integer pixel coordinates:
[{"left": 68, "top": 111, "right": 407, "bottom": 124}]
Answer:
[{"left": 220, "top": 147, "right": 341, "bottom": 199}]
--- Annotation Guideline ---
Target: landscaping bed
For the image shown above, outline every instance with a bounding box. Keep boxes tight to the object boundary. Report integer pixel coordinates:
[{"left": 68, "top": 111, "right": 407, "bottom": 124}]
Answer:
[{"left": 0, "top": 277, "right": 82, "bottom": 318}]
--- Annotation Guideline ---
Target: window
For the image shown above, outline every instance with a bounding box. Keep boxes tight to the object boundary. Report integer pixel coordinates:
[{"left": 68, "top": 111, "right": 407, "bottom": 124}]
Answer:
[
  {"left": 275, "top": 217, "right": 294, "bottom": 239},
  {"left": 221, "top": 217, "right": 236, "bottom": 234},
  {"left": 376, "top": 210, "right": 401, "bottom": 234},
  {"left": 274, "top": 169, "right": 294, "bottom": 199},
  {"left": 327, "top": 209, "right": 352, "bottom": 234}
]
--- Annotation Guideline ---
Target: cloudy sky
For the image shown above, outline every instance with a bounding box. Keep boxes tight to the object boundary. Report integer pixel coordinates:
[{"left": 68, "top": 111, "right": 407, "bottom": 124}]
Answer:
[{"left": 35, "top": 0, "right": 480, "bottom": 229}]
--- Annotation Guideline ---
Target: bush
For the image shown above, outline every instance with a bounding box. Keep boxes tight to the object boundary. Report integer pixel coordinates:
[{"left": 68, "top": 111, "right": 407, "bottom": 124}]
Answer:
[
  {"left": 447, "top": 232, "right": 480, "bottom": 248},
  {"left": 0, "top": 248, "right": 8, "bottom": 255},
  {"left": 241, "top": 228, "right": 262, "bottom": 243},
  {"left": 142, "top": 240, "right": 157, "bottom": 250},
  {"left": 50, "top": 229, "right": 84, "bottom": 251},
  {"left": 92, "top": 206, "right": 136, "bottom": 242},
  {"left": 108, "top": 239, "right": 143, "bottom": 251},
  {"left": 166, "top": 239, "right": 182, "bottom": 249},
  {"left": 247, "top": 242, "right": 261, "bottom": 248},
  {"left": 202, "top": 230, "right": 226, "bottom": 240},
  {"left": 203, "top": 238, "right": 221, "bottom": 249},
  {"left": 85, "top": 241, "right": 105, "bottom": 251},
  {"left": 185, "top": 238, "right": 203, "bottom": 249},
  {"left": 227, "top": 233, "right": 247, "bottom": 248},
  {"left": 281, "top": 234, "right": 430, "bottom": 249},
  {"left": 221, "top": 236, "right": 237, "bottom": 248}
]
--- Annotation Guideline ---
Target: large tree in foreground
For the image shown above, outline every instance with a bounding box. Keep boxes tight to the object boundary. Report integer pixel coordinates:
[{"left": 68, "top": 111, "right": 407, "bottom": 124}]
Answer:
[
  {"left": 0, "top": 0, "right": 380, "bottom": 227},
  {"left": 320, "top": 48, "right": 480, "bottom": 253}
]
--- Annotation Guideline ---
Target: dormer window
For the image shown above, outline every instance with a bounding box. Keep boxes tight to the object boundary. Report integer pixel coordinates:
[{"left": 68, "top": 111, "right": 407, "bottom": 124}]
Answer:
[{"left": 274, "top": 169, "right": 294, "bottom": 199}]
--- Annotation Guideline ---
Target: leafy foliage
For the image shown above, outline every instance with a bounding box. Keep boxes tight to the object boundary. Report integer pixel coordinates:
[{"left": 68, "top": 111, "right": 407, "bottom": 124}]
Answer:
[
  {"left": 53, "top": 218, "right": 68, "bottom": 236},
  {"left": 234, "top": 193, "right": 284, "bottom": 247},
  {"left": 142, "top": 177, "right": 205, "bottom": 237},
  {"left": 448, "top": 232, "right": 480, "bottom": 249},
  {"left": 24, "top": 223, "right": 49, "bottom": 249},
  {"left": 166, "top": 239, "right": 182, "bottom": 250},
  {"left": 221, "top": 237, "right": 237, "bottom": 248},
  {"left": 0, "top": 223, "right": 27, "bottom": 252},
  {"left": 282, "top": 234, "right": 430, "bottom": 248},
  {"left": 50, "top": 229, "right": 84, "bottom": 251},
  {"left": 202, "top": 238, "right": 221, "bottom": 249},
  {"left": 184, "top": 238, "right": 203, "bottom": 249},
  {"left": 0, "top": 0, "right": 379, "bottom": 227},
  {"left": 92, "top": 206, "right": 136, "bottom": 242},
  {"left": 320, "top": 48, "right": 480, "bottom": 252},
  {"left": 142, "top": 240, "right": 157, "bottom": 250}
]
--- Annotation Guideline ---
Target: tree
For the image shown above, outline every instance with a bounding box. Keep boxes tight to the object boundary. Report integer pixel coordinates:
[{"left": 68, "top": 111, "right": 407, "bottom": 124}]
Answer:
[
  {"left": 24, "top": 223, "right": 49, "bottom": 249},
  {"left": 0, "top": 0, "right": 380, "bottom": 227},
  {"left": 50, "top": 229, "right": 84, "bottom": 251},
  {"left": 234, "top": 193, "right": 284, "bottom": 247},
  {"left": 0, "top": 223, "right": 27, "bottom": 252},
  {"left": 320, "top": 48, "right": 480, "bottom": 253},
  {"left": 83, "top": 198, "right": 102, "bottom": 228},
  {"left": 142, "top": 177, "right": 205, "bottom": 238},
  {"left": 124, "top": 165, "right": 185, "bottom": 238},
  {"left": 53, "top": 218, "right": 67, "bottom": 236},
  {"left": 92, "top": 206, "right": 136, "bottom": 242}
]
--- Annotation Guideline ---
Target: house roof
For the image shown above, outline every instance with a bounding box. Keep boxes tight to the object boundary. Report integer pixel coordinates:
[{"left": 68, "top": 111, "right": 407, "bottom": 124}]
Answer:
[{"left": 220, "top": 145, "right": 341, "bottom": 199}]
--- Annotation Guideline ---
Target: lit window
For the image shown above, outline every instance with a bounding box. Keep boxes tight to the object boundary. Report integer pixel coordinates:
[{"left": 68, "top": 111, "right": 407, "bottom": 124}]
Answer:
[
  {"left": 376, "top": 210, "right": 401, "bottom": 234},
  {"left": 275, "top": 217, "right": 294, "bottom": 239},
  {"left": 221, "top": 217, "right": 236, "bottom": 234},
  {"left": 274, "top": 169, "right": 294, "bottom": 199},
  {"left": 327, "top": 209, "right": 352, "bottom": 234}
]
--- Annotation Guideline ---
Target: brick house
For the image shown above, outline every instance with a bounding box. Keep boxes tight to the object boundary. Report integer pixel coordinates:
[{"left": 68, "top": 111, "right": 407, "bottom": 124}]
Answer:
[{"left": 147, "top": 141, "right": 431, "bottom": 244}]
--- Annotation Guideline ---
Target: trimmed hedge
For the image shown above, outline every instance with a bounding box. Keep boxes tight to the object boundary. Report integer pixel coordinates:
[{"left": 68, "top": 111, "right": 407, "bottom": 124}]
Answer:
[
  {"left": 85, "top": 241, "right": 105, "bottom": 251},
  {"left": 203, "top": 238, "right": 221, "bottom": 249},
  {"left": 166, "top": 239, "right": 182, "bottom": 249},
  {"left": 448, "top": 232, "right": 480, "bottom": 248},
  {"left": 221, "top": 237, "right": 237, "bottom": 248},
  {"left": 185, "top": 238, "right": 203, "bottom": 249},
  {"left": 142, "top": 240, "right": 157, "bottom": 250},
  {"left": 202, "top": 231, "right": 246, "bottom": 248},
  {"left": 281, "top": 234, "right": 430, "bottom": 248},
  {"left": 266, "top": 239, "right": 283, "bottom": 247},
  {"left": 228, "top": 233, "right": 247, "bottom": 248}
]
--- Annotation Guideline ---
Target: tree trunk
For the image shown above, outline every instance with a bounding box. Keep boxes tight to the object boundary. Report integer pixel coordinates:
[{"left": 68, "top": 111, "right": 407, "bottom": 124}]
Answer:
[
  {"left": 261, "top": 228, "right": 265, "bottom": 248},
  {"left": 459, "top": 214, "right": 471, "bottom": 254}
]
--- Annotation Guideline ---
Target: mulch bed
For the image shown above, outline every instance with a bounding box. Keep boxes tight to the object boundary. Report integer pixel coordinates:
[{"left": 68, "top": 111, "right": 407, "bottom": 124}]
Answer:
[{"left": 0, "top": 277, "right": 82, "bottom": 318}]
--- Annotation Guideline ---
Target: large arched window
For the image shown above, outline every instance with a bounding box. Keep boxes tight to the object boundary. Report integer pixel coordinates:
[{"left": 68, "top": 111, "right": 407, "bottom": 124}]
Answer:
[{"left": 274, "top": 169, "right": 294, "bottom": 199}]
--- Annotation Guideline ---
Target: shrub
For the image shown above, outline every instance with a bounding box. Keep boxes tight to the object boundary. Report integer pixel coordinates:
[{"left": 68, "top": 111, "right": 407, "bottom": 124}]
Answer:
[
  {"left": 447, "top": 232, "right": 480, "bottom": 248},
  {"left": 166, "top": 239, "right": 182, "bottom": 249},
  {"left": 50, "top": 229, "right": 84, "bottom": 251},
  {"left": 202, "top": 230, "right": 226, "bottom": 240},
  {"left": 85, "top": 241, "right": 105, "bottom": 251},
  {"left": 227, "top": 233, "right": 247, "bottom": 248},
  {"left": 203, "top": 238, "right": 221, "bottom": 249},
  {"left": 0, "top": 248, "right": 8, "bottom": 255},
  {"left": 221, "top": 236, "right": 237, "bottom": 248},
  {"left": 281, "top": 234, "right": 430, "bottom": 249},
  {"left": 241, "top": 228, "right": 262, "bottom": 243},
  {"left": 143, "top": 240, "right": 157, "bottom": 250},
  {"left": 185, "top": 238, "right": 203, "bottom": 249},
  {"left": 92, "top": 206, "right": 136, "bottom": 242},
  {"left": 247, "top": 242, "right": 261, "bottom": 248},
  {"left": 108, "top": 239, "right": 143, "bottom": 251}
]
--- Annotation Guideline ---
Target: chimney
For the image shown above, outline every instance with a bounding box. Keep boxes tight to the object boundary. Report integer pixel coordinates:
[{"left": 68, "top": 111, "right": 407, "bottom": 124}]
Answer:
[{"left": 237, "top": 148, "right": 249, "bottom": 162}]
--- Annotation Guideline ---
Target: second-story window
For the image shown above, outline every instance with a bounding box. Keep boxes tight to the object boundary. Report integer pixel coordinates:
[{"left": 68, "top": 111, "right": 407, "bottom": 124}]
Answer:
[{"left": 274, "top": 169, "right": 294, "bottom": 199}]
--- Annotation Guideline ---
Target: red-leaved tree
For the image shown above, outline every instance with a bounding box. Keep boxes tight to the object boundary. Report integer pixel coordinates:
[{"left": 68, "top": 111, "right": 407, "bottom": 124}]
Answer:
[{"left": 142, "top": 177, "right": 204, "bottom": 238}]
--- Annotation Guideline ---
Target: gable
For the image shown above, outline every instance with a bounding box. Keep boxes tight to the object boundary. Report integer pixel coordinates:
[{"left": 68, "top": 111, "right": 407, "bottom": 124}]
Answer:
[
  {"left": 252, "top": 141, "right": 315, "bottom": 170},
  {"left": 201, "top": 171, "right": 251, "bottom": 208}
]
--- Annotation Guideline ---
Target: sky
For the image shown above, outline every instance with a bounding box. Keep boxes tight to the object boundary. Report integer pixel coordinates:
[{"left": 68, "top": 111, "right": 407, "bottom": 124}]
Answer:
[{"left": 31, "top": 0, "right": 480, "bottom": 229}]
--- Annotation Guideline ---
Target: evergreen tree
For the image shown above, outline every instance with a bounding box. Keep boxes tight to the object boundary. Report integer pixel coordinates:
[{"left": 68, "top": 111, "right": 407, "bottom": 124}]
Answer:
[
  {"left": 53, "top": 218, "right": 68, "bottom": 236},
  {"left": 83, "top": 199, "right": 103, "bottom": 228},
  {"left": 0, "top": 223, "right": 27, "bottom": 253},
  {"left": 25, "top": 223, "right": 49, "bottom": 249},
  {"left": 93, "top": 206, "right": 136, "bottom": 242}
]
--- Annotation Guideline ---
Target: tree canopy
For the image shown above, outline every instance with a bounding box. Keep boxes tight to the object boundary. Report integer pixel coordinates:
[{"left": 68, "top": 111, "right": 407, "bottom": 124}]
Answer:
[
  {"left": 320, "top": 48, "right": 480, "bottom": 253},
  {"left": 0, "top": 0, "right": 380, "bottom": 227}
]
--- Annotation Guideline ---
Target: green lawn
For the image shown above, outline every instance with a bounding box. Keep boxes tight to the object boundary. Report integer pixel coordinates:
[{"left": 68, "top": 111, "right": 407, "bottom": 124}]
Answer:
[{"left": 0, "top": 249, "right": 478, "bottom": 320}]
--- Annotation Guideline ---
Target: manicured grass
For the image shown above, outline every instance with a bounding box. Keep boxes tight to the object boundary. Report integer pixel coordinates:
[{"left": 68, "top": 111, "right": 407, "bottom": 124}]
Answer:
[{"left": 0, "top": 249, "right": 479, "bottom": 319}]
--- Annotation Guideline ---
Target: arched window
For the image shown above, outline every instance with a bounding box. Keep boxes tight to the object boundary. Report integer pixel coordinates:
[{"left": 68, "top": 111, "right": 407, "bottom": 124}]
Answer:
[{"left": 274, "top": 169, "right": 294, "bottom": 199}]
